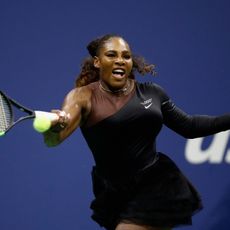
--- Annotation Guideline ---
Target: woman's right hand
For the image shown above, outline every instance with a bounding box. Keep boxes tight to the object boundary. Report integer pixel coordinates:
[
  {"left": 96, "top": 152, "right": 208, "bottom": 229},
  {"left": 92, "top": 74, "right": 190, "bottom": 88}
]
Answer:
[{"left": 43, "top": 86, "right": 92, "bottom": 147}]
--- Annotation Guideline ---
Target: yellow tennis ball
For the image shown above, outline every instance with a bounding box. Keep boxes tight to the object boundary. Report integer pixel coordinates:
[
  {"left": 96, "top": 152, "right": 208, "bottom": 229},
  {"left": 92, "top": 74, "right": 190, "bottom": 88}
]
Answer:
[{"left": 33, "top": 115, "right": 51, "bottom": 133}]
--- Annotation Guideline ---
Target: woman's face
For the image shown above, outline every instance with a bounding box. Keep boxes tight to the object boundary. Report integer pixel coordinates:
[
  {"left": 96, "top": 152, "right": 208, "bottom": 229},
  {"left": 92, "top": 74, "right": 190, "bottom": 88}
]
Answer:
[{"left": 94, "top": 37, "right": 133, "bottom": 90}]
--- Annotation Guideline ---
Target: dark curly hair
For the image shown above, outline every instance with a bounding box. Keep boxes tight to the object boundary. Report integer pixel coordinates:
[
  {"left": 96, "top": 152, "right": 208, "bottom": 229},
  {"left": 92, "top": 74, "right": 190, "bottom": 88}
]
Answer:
[{"left": 75, "top": 34, "right": 156, "bottom": 87}]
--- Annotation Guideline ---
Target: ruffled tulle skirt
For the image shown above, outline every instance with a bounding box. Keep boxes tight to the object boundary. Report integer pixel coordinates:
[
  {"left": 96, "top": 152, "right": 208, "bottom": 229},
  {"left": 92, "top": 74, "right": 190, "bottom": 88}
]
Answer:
[{"left": 90, "top": 152, "right": 203, "bottom": 230}]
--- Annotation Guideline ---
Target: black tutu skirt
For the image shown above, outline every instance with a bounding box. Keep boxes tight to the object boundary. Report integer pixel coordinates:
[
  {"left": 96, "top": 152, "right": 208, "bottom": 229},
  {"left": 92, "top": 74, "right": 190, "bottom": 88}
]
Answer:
[{"left": 90, "top": 152, "right": 203, "bottom": 230}]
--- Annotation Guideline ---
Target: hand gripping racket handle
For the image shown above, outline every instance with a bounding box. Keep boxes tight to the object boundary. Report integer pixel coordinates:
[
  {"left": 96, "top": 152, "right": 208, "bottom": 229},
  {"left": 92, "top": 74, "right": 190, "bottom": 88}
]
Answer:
[
  {"left": 34, "top": 111, "right": 59, "bottom": 121},
  {"left": 33, "top": 111, "right": 60, "bottom": 133}
]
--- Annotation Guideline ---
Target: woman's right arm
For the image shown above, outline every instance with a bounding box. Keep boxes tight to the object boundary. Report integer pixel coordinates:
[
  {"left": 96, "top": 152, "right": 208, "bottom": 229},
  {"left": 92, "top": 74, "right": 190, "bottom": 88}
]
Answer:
[{"left": 43, "top": 86, "right": 91, "bottom": 147}]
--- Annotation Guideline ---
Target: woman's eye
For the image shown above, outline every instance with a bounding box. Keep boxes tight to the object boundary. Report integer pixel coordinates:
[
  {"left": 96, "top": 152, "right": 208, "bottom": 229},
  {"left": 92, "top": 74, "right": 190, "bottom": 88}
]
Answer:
[
  {"left": 106, "top": 53, "right": 115, "bottom": 57},
  {"left": 124, "top": 55, "right": 131, "bottom": 59}
]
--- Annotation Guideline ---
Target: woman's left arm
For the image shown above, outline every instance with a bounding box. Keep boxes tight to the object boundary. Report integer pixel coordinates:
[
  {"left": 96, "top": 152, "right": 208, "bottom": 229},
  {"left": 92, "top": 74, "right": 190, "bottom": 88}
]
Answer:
[{"left": 162, "top": 99, "right": 230, "bottom": 139}]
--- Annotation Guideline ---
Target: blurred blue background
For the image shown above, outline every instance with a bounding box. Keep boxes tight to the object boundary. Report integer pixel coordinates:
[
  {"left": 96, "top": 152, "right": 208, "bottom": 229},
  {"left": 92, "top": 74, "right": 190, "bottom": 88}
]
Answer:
[{"left": 0, "top": 0, "right": 230, "bottom": 229}]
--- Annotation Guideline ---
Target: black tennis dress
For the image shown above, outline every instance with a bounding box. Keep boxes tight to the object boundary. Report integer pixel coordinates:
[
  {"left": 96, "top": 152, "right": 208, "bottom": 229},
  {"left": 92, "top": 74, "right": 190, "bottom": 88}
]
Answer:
[{"left": 80, "top": 81, "right": 230, "bottom": 230}]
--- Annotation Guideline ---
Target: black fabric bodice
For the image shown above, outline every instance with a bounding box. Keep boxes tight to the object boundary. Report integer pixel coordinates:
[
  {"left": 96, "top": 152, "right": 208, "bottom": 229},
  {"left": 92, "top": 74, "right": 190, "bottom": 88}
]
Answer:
[{"left": 81, "top": 81, "right": 230, "bottom": 182}]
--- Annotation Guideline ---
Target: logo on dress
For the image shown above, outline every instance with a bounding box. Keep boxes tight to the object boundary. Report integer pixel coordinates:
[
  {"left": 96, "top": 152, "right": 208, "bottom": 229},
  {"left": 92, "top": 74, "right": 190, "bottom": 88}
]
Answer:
[{"left": 140, "top": 98, "right": 153, "bottom": 109}]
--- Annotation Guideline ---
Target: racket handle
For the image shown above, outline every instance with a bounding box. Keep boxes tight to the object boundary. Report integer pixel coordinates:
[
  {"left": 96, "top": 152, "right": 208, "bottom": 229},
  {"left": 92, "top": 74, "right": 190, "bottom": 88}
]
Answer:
[{"left": 34, "top": 111, "right": 59, "bottom": 122}]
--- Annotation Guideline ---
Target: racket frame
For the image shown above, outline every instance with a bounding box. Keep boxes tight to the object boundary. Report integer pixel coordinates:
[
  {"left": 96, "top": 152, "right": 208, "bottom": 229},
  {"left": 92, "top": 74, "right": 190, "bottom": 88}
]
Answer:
[{"left": 0, "top": 91, "right": 35, "bottom": 134}]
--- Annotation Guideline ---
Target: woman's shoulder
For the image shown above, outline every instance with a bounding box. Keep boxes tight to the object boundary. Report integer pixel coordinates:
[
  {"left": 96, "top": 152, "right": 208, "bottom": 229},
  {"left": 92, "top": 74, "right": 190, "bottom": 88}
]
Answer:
[
  {"left": 70, "top": 81, "right": 98, "bottom": 94},
  {"left": 65, "top": 82, "right": 98, "bottom": 105},
  {"left": 136, "top": 81, "right": 166, "bottom": 93},
  {"left": 136, "top": 81, "right": 170, "bottom": 101}
]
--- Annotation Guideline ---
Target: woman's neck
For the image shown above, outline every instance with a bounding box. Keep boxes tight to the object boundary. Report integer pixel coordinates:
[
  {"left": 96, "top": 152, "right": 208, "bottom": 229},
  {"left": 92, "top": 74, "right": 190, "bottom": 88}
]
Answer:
[{"left": 99, "top": 79, "right": 133, "bottom": 96}]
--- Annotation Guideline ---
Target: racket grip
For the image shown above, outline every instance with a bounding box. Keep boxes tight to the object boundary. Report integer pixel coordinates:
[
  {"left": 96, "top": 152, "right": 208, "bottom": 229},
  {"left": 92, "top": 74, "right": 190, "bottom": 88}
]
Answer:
[{"left": 34, "top": 111, "right": 59, "bottom": 122}]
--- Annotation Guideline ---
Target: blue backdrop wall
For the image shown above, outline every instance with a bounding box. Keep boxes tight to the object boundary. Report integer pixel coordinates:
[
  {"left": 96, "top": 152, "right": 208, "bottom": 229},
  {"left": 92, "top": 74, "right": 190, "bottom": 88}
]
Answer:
[{"left": 1, "top": 0, "right": 230, "bottom": 229}]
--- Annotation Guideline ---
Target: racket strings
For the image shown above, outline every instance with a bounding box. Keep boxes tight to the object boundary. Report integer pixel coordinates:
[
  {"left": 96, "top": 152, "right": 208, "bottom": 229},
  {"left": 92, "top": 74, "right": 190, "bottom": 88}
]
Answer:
[{"left": 0, "top": 95, "right": 12, "bottom": 132}]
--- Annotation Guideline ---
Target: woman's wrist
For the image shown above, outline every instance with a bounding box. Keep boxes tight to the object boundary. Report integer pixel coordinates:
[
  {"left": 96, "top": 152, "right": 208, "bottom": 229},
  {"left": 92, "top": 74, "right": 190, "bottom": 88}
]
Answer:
[{"left": 49, "top": 110, "right": 70, "bottom": 132}]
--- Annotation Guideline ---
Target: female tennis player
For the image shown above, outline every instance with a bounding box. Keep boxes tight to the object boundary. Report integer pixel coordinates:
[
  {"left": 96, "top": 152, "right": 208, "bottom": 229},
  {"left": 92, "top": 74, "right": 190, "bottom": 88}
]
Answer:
[{"left": 43, "top": 34, "right": 230, "bottom": 230}]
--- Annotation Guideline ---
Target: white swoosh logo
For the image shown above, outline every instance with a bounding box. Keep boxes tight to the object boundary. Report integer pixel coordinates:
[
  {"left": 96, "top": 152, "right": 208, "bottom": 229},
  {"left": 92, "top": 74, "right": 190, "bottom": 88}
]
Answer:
[{"left": 144, "top": 103, "right": 152, "bottom": 109}]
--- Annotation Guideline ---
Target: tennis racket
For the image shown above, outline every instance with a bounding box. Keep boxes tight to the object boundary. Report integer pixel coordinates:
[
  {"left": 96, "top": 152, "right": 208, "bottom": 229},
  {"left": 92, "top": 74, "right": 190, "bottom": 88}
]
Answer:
[{"left": 0, "top": 90, "right": 59, "bottom": 136}]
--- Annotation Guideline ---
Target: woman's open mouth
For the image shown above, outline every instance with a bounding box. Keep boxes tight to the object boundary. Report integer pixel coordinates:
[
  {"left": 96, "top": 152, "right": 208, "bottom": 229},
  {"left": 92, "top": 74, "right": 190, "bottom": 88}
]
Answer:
[{"left": 112, "top": 68, "right": 126, "bottom": 79}]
